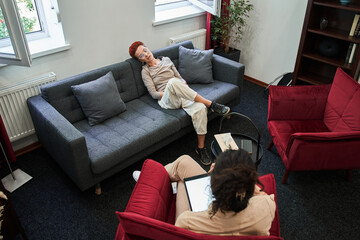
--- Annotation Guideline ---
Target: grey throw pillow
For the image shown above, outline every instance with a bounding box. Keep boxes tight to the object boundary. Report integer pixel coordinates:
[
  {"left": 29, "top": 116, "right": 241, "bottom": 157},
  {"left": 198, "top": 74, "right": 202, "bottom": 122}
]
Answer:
[
  {"left": 178, "top": 46, "right": 214, "bottom": 84},
  {"left": 71, "top": 71, "right": 126, "bottom": 126}
]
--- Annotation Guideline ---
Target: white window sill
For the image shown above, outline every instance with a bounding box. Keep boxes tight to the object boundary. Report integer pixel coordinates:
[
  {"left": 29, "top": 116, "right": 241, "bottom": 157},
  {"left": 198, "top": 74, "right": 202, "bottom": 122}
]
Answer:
[
  {"left": 0, "top": 38, "right": 70, "bottom": 68},
  {"left": 153, "top": 5, "right": 206, "bottom": 26},
  {"left": 29, "top": 37, "right": 70, "bottom": 59}
]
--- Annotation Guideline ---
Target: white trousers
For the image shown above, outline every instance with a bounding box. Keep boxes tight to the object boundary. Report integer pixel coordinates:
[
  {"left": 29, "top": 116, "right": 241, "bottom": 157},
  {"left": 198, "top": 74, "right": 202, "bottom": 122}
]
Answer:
[{"left": 158, "top": 78, "right": 208, "bottom": 135}]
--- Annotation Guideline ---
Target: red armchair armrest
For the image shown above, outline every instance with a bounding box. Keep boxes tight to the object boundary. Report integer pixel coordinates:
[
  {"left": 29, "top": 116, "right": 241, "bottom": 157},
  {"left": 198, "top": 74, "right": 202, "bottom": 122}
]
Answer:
[
  {"left": 117, "top": 211, "right": 283, "bottom": 240},
  {"left": 285, "top": 131, "right": 360, "bottom": 170},
  {"left": 268, "top": 85, "right": 331, "bottom": 121}
]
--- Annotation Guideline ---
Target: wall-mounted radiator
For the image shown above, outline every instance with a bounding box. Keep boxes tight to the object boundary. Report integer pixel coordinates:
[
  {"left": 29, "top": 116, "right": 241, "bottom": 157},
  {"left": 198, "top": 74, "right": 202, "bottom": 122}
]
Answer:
[
  {"left": 0, "top": 72, "right": 56, "bottom": 142},
  {"left": 169, "top": 29, "right": 207, "bottom": 50}
]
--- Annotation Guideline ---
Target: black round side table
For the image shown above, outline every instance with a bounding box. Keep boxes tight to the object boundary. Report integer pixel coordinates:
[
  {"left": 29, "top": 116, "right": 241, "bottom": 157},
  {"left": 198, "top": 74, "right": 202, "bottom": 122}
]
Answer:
[{"left": 210, "top": 112, "right": 263, "bottom": 168}]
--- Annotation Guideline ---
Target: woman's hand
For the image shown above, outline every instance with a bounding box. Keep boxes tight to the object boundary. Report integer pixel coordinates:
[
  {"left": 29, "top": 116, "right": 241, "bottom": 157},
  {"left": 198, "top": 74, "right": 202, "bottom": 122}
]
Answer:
[
  {"left": 253, "top": 185, "right": 266, "bottom": 196},
  {"left": 208, "top": 163, "right": 215, "bottom": 173}
]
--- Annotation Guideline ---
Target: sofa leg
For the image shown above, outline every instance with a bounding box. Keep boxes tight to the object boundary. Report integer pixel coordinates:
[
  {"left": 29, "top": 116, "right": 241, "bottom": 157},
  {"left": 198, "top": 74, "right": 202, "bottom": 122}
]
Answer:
[
  {"left": 267, "top": 140, "right": 274, "bottom": 150},
  {"left": 282, "top": 170, "right": 290, "bottom": 184},
  {"left": 346, "top": 170, "right": 351, "bottom": 182},
  {"left": 95, "top": 183, "right": 102, "bottom": 195}
]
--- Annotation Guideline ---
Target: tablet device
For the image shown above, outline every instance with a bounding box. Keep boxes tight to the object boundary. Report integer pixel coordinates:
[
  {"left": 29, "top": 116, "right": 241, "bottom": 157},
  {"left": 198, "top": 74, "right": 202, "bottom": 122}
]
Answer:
[
  {"left": 184, "top": 173, "right": 215, "bottom": 212},
  {"left": 240, "top": 139, "right": 253, "bottom": 155}
]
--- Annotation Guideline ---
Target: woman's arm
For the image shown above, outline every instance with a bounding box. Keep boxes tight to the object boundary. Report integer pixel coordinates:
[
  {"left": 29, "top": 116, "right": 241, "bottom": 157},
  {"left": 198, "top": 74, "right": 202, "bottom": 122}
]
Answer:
[
  {"left": 172, "top": 65, "right": 182, "bottom": 79},
  {"left": 141, "top": 69, "right": 162, "bottom": 100},
  {"left": 168, "top": 58, "right": 186, "bottom": 83}
]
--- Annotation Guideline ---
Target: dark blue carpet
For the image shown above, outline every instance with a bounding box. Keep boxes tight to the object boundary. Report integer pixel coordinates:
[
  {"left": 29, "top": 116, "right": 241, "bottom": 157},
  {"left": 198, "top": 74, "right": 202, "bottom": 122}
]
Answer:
[{"left": 2, "top": 80, "right": 359, "bottom": 239}]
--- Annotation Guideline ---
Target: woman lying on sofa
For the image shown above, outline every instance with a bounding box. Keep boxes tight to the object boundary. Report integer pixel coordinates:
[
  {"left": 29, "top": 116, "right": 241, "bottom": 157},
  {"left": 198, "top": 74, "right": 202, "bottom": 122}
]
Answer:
[
  {"left": 129, "top": 41, "right": 230, "bottom": 166},
  {"left": 133, "top": 149, "right": 276, "bottom": 236}
]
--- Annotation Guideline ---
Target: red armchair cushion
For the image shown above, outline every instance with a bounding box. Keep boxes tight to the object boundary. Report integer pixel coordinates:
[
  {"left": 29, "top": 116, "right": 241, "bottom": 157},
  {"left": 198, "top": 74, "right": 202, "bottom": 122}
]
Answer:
[
  {"left": 115, "top": 159, "right": 282, "bottom": 240},
  {"left": 324, "top": 68, "right": 360, "bottom": 132},
  {"left": 267, "top": 120, "right": 329, "bottom": 167}
]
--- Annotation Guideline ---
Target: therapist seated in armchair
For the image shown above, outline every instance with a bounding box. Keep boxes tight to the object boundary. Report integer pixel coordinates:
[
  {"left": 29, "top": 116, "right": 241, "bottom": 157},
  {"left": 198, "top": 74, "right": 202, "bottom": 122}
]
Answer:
[{"left": 133, "top": 149, "right": 276, "bottom": 236}]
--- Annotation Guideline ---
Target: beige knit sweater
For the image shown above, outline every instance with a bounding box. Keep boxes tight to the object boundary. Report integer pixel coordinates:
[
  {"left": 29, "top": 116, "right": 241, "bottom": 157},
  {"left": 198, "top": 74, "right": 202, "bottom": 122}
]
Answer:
[
  {"left": 175, "top": 194, "right": 276, "bottom": 236},
  {"left": 141, "top": 57, "right": 185, "bottom": 100}
]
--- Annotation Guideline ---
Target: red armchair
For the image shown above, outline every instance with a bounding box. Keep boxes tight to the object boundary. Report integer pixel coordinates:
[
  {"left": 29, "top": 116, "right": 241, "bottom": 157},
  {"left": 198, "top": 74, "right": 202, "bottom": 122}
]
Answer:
[
  {"left": 115, "top": 159, "right": 282, "bottom": 240},
  {"left": 267, "top": 68, "right": 360, "bottom": 184}
]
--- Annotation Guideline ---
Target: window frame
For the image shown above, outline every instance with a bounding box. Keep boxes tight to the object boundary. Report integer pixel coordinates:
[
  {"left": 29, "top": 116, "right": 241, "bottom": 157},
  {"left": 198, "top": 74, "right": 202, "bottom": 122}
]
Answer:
[
  {"left": 153, "top": 0, "right": 221, "bottom": 26},
  {"left": 0, "top": 0, "right": 69, "bottom": 67},
  {"left": 0, "top": 0, "right": 32, "bottom": 66},
  {"left": 188, "top": 0, "right": 221, "bottom": 17}
]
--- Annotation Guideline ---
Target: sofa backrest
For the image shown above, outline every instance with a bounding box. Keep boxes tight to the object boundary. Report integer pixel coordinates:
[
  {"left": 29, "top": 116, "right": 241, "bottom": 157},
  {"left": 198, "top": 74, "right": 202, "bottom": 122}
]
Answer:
[
  {"left": 126, "top": 40, "right": 194, "bottom": 97},
  {"left": 41, "top": 61, "right": 138, "bottom": 123}
]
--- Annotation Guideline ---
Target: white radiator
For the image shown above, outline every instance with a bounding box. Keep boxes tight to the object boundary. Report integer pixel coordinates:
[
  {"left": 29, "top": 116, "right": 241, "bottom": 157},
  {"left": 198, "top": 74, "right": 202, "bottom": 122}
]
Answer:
[
  {"left": 0, "top": 72, "right": 56, "bottom": 142},
  {"left": 169, "top": 29, "right": 207, "bottom": 50}
]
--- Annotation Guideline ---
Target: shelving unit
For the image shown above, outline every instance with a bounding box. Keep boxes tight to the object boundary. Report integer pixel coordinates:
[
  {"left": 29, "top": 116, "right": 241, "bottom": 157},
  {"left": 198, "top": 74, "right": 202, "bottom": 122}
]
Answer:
[{"left": 293, "top": 0, "right": 360, "bottom": 85}]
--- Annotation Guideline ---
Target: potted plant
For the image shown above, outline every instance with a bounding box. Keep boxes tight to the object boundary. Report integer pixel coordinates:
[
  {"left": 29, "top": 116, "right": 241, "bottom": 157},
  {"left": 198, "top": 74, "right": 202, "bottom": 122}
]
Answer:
[{"left": 211, "top": 0, "right": 253, "bottom": 62}]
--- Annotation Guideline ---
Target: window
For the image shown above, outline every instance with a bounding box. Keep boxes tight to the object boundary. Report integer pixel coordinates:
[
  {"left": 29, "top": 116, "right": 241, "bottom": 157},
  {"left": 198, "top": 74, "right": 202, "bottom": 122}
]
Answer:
[
  {"left": 0, "top": 0, "right": 68, "bottom": 67},
  {"left": 154, "top": 0, "right": 221, "bottom": 26},
  {"left": 188, "top": 0, "right": 221, "bottom": 16}
]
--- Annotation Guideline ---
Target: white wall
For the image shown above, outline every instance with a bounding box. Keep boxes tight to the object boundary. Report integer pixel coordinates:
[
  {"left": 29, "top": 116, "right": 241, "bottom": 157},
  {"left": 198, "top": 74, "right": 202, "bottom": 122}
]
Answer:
[
  {"left": 0, "top": 0, "right": 308, "bottom": 149},
  {"left": 0, "top": 0, "right": 206, "bottom": 87},
  {"left": 231, "top": 0, "right": 307, "bottom": 84},
  {"left": 0, "top": 0, "right": 205, "bottom": 150}
]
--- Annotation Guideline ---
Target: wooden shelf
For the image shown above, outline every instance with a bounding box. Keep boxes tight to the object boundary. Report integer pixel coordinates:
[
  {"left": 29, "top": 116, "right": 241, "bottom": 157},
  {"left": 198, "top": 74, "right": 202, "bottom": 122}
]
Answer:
[
  {"left": 297, "top": 73, "right": 333, "bottom": 85},
  {"left": 314, "top": 0, "right": 360, "bottom": 11},
  {"left": 308, "top": 27, "right": 360, "bottom": 43},
  {"left": 302, "top": 52, "right": 352, "bottom": 70}
]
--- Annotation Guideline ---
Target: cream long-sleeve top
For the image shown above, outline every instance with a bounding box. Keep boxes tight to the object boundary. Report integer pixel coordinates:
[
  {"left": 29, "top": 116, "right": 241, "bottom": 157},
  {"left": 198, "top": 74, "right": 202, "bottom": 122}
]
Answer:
[
  {"left": 175, "top": 194, "right": 276, "bottom": 236},
  {"left": 141, "top": 57, "right": 185, "bottom": 100}
]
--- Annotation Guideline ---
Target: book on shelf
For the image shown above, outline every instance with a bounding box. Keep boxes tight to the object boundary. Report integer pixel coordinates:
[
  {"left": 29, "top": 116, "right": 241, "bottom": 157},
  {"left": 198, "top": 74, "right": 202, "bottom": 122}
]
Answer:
[
  {"left": 345, "top": 43, "right": 354, "bottom": 63},
  {"left": 349, "top": 43, "right": 358, "bottom": 64},
  {"left": 355, "top": 17, "right": 360, "bottom": 37},
  {"left": 349, "top": 14, "right": 360, "bottom": 36}
]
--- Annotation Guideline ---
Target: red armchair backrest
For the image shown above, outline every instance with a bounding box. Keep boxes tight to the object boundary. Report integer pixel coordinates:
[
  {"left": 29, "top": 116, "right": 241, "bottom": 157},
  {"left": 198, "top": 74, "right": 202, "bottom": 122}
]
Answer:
[
  {"left": 323, "top": 68, "right": 360, "bottom": 132},
  {"left": 124, "top": 160, "right": 176, "bottom": 223},
  {"left": 267, "top": 85, "right": 331, "bottom": 121}
]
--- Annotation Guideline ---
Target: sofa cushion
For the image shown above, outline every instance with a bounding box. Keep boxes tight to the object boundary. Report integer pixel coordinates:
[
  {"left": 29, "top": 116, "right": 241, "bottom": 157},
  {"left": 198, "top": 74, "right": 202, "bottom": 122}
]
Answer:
[
  {"left": 190, "top": 80, "right": 240, "bottom": 106},
  {"left": 71, "top": 72, "right": 126, "bottom": 126},
  {"left": 41, "top": 62, "right": 138, "bottom": 124},
  {"left": 178, "top": 46, "right": 214, "bottom": 84},
  {"left": 324, "top": 68, "right": 360, "bottom": 132},
  {"left": 73, "top": 99, "right": 181, "bottom": 174},
  {"left": 139, "top": 94, "right": 191, "bottom": 129},
  {"left": 138, "top": 80, "right": 240, "bottom": 129}
]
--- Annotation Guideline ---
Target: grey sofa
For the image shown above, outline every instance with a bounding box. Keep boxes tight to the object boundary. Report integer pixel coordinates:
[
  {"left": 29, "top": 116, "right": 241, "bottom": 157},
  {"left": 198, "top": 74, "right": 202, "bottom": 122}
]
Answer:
[{"left": 27, "top": 41, "right": 244, "bottom": 192}]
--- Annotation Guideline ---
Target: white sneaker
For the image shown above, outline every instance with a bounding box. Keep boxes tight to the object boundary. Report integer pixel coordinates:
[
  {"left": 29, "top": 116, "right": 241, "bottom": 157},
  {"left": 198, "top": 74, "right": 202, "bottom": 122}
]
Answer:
[
  {"left": 132, "top": 170, "right": 141, "bottom": 182},
  {"left": 171, "top": 182, "right": 177, "bottom": 194}
]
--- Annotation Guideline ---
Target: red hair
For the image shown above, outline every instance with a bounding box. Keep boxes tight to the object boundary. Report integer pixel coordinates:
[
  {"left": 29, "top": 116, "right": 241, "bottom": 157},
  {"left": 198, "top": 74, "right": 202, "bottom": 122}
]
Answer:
[{"left": 129, "top": 41, "right": 144, "bottom": 58}]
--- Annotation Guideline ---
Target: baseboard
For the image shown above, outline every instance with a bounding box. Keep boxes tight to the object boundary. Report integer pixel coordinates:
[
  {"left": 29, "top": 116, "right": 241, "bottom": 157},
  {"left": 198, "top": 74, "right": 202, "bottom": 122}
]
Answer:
[
  {"left": 14, "top": 142, "right": 42, "bottom": 157},
  {"left": 244, "top": 75, "right": 268, "bottom": 88}
]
